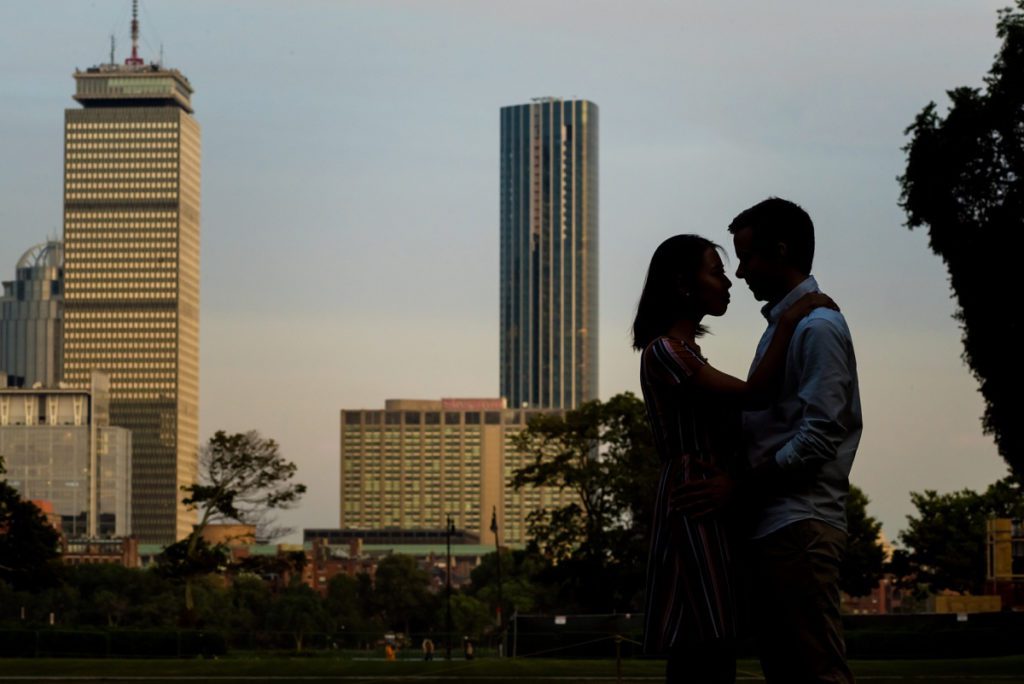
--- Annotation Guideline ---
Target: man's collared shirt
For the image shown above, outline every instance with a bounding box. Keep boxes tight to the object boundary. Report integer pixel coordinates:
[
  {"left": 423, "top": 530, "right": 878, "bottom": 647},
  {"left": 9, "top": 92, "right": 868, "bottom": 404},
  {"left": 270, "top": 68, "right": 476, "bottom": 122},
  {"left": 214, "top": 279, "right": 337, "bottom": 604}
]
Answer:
[{"left": 743, "top": 276, "right": 863, "bottom": 539}]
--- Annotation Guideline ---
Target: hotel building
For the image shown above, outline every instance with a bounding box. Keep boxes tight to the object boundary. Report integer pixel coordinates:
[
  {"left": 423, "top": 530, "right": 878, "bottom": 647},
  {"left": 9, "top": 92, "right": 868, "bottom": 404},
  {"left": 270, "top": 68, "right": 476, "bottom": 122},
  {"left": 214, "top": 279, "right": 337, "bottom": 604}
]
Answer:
[{"left": 340, "top": 398, "right": 576, "bottom": 546}]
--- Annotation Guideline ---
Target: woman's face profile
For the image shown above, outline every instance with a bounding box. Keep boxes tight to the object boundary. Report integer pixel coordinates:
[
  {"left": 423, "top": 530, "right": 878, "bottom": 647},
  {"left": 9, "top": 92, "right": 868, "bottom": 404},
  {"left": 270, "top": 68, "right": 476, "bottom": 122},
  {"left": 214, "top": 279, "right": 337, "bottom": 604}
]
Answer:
[{"left": 691, "top": 247, "right": 732, "bottom": 318}]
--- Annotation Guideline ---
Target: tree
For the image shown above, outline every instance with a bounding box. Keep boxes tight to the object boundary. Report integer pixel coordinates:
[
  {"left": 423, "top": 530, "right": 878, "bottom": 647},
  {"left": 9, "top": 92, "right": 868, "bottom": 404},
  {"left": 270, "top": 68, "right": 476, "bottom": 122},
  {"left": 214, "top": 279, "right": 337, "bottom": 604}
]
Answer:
[
  {"left": 0, "top": 456, "right": 61, "bottom": 591},
  {"left": 325, "top": 573, "right": 379, "bottom": 646},
  {"left": 448, "top": 593, "right": 492, "bottom": 641},
  {"left": 898, "top": 476, "right": 1024, "bottom": 593},
  {"left": 162, "top": 430, "right": 306, "bottom": 615},
  {"left": 372, "top": 554, "right": 436, "bottom": 635},
  {"left": 839, "top": 485, "right": 886, "bottom": 597},
  {"left": 899, "top": 2, "right": 1024, "bottom": 479},
  {"left": 468, "top": 548, "right": 552, "bottom": 617},
  {"left": 266, "top": 584, "right": 329, "bottom": 652},
  {"left": 510, "top": 392, "right": 660, "bottom": 611}
]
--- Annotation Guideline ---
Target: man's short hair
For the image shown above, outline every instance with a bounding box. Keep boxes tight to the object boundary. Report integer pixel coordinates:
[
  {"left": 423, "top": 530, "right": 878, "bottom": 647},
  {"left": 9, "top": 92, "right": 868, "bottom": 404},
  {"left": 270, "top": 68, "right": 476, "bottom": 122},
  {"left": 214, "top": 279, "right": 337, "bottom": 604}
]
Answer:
[{"left": 728, "top": 197, "right": 815, "bottom": 275}]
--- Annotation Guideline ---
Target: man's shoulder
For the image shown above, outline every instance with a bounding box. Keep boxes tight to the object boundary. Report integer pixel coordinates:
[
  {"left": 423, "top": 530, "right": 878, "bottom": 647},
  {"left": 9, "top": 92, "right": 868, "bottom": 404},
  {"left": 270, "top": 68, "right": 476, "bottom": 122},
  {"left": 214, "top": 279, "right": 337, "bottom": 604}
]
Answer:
[{"left": 795, "top": 309, "right": 853, "bottom": 345}]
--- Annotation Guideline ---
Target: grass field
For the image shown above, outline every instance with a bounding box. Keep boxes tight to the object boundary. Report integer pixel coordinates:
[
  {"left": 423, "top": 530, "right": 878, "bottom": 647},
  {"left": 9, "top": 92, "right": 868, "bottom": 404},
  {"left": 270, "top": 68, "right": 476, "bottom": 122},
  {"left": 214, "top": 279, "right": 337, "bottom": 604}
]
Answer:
[{"left": 1, "top": 656, "right": 1023, "bottom": 683}]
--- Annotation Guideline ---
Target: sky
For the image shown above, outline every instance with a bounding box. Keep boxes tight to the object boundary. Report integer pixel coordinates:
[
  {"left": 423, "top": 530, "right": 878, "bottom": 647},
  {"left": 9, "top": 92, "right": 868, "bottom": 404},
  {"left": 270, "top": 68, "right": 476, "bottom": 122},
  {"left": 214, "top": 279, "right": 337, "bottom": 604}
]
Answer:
[{"left": 0, "top": 0, "right": 1014, "bottom": 544}]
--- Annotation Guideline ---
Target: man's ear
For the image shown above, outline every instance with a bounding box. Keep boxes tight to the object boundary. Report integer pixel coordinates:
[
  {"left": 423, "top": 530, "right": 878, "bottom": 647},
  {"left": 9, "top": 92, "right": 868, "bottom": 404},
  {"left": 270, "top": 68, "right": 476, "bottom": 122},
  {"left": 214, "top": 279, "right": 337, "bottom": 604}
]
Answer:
[{"left": 775, "top": 242, "right": 789, "bottom": 261}]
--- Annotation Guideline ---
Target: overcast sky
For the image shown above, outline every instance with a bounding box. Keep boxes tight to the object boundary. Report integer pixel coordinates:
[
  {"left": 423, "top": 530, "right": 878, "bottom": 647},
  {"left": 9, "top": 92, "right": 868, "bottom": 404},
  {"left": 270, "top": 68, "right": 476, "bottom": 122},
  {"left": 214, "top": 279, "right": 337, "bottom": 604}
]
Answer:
[{"left": 0, "top": 0, "right": 1013, "bottom": 544}]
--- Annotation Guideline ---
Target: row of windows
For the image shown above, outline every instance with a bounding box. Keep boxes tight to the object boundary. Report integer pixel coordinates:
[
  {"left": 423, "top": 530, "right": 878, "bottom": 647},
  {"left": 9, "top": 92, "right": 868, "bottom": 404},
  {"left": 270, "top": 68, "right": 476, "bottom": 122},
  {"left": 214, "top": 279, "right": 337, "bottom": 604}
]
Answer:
[
  {"left": 67, "top": 282, "right": 177, "bottom": 291},
  {"left": 67, "top": 122, "right": 179, "bottom": 130},
  {"left": 67, "top": 172, "right": 177, "bottom": 181},
  {"left": 66, "top": 192, "right": 179, "bottom": 200},
  {"left": 66, "top": 310, "right": 176, "bottom": 320},
  {"left": 66, "top": 256, "right": 177, "bottom": 266},
  {"left": 67, "top": 162, "right": 177, "bottom": 171},
  {"left": 66, "top": 227, "right": 178, "bottom": 235},
  {"left": 63, "top": 360, "right": 176, "bottom": 370},
  {"left": 67, "top": 320, "right": 176, "bottom": 329},
  {"left": 66, "top": 152, "right": 178, "bottom": 161},
  {"left": 67, "top": 211, "right": 178, "bottom": 219},
  {"left": 65, "top": 294, "right": 177, "bottom": 304},
  {"left": 67, "top": 182, "right": 178, "bottom": 190},
  {"left": 344, "top": 411, "right": 551, "bottom": 426},
  {"left": 67, "top": 141, "right": 180, "bottom": 149},
  {"left": 67, "top": 131, "right": 178, "bottom": 140},
  {"left": 66, "top": 330, "right": 175, "bottom": 340}
]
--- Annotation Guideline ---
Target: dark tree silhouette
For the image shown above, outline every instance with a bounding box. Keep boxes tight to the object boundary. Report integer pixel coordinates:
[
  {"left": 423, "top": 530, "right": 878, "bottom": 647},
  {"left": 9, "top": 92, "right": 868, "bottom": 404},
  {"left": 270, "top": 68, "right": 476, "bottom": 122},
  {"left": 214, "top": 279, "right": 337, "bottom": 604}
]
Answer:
[
  {"left": 898, "top": 477, "right": 1024, "bottom": 594},
  {"left": 0, "top": 456, "right": 61, "bottom": 591},
  {"left": 160, "top": 430, "right": 306, "bottom": 615},
  {"left": 839, "top": 485, "right": 886, "bottom": 597},
  {"left": 899, "top": 1, "right": 1024, "bottom": 479}
]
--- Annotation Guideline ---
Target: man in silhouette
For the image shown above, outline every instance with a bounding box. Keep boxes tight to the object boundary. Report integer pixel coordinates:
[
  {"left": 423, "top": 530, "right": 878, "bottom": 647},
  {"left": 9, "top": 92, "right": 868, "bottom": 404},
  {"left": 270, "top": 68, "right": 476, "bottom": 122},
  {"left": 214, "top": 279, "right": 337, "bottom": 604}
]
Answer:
[{"left": 683, "top": 197, "right": 862, "bottom": 683}]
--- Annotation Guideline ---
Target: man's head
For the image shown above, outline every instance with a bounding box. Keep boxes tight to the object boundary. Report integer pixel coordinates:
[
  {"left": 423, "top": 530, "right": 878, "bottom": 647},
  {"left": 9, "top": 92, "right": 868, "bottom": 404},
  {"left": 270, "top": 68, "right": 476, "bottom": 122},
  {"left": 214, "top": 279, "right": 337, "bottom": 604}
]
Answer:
[{"left": 728, "top": 197, "right": 815, "bottom": 303}]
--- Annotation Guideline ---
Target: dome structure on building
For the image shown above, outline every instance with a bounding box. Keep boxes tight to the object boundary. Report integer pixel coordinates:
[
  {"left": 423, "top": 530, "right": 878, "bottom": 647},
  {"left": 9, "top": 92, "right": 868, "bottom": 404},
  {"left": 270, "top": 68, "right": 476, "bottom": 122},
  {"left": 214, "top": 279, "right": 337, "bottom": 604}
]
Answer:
[{"left": 17, "top": 241, "right": 64, "bottom": 271}]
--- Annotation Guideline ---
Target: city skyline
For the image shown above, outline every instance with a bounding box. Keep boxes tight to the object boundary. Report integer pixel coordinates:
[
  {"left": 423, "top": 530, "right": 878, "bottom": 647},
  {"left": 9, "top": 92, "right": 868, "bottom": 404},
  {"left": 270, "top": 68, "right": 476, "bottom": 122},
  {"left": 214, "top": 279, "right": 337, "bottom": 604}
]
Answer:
[{"left": 0, "top": 1, "right": 1013, "bottom": 543}]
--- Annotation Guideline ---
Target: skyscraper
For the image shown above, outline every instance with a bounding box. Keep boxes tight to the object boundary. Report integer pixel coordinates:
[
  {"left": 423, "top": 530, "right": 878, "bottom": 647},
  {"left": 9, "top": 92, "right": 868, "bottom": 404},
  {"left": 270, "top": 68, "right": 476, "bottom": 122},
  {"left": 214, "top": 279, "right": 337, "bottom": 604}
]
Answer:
[
  {"left": 61, "top": 6, "right": 200, "bottom": 543},
  {"left": 500, "top": 98, "right": 598, "bottom": 410},
  {"left": 0, "top": 241, "right": 64, "bottom": 387}
]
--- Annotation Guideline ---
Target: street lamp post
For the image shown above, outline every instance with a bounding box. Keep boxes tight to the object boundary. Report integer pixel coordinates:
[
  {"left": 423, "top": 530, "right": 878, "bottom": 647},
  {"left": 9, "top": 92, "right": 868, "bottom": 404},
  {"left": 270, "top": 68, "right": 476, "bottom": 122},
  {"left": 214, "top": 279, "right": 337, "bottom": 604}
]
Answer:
[
  {"left": 445, "top": 514, "right": 454, "bottom": 661},
  {"left": 491, "top": 506, "right": 504, "bottom": 656}
]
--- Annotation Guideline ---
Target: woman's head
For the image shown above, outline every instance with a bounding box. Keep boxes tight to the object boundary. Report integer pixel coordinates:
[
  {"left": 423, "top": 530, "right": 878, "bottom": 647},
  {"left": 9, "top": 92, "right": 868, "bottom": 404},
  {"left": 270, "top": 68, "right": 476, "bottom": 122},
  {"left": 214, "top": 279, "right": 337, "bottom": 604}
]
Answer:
[{"left": 631, "top": 235, "right": 731, "bottom": 350}]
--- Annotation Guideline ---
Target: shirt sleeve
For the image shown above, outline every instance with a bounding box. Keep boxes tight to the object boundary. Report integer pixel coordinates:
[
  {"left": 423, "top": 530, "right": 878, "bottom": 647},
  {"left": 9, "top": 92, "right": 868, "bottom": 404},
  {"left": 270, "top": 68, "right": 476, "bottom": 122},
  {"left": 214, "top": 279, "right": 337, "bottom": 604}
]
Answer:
[
  {"left": 644, "top": 336, "right": 707, "bottom": 385},
  {"left": 774, "top": 316, "right": 856, "bottom": 471}
]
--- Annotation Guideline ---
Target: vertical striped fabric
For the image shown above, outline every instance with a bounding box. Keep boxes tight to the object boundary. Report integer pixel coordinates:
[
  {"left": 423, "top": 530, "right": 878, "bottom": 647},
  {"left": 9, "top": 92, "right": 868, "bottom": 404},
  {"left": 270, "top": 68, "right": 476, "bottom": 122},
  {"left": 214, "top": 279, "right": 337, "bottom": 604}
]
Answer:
[{"left": 640, "top": 336, "right": 741, "bottom": 653}]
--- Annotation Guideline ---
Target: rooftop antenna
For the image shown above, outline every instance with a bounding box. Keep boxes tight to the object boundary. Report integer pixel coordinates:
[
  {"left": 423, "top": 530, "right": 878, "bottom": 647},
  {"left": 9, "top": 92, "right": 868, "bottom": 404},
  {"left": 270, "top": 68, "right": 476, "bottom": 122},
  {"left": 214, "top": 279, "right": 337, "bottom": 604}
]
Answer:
[
  {"left": 159, "top": 43, "right": 164, "bottom": 66},
  {"left": 125, "top": 0, "right": 144, "bottom": 66},
  {"left": 109, "top": 34, "right": 116, "bottom": 65}
]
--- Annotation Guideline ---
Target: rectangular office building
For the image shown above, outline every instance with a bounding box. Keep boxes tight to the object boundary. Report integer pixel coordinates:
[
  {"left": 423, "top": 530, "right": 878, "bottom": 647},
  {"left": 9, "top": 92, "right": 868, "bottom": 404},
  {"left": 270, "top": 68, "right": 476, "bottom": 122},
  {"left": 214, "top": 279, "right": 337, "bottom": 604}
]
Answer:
[
  {"left": 340, "top": 398, "right": 577, "bottom": 546},
  {"left": 62, "top": 58, "right": 200, "bottom": 543}
]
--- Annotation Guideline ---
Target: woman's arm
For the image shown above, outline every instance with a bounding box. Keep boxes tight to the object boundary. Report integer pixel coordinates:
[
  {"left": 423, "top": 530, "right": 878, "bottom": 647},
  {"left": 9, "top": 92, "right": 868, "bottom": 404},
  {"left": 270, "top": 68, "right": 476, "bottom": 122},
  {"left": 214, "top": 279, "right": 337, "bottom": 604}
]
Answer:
[{"left": 690, "top": 292, "right": 836, "bottom": 407}]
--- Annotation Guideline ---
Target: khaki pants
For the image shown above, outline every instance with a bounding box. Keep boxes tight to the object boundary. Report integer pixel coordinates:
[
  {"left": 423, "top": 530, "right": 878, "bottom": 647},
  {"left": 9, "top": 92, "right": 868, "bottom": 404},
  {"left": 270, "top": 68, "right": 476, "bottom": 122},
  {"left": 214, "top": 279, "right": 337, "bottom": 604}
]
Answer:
[{"left": 751, "top": 519, "right": 854, "bottom": 684}]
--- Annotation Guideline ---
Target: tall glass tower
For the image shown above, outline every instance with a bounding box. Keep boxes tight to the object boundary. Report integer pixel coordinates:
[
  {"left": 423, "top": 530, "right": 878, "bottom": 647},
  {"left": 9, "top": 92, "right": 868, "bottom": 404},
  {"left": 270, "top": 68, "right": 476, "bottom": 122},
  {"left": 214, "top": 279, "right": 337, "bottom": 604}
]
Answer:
[
  {"left": 61, "top": 6, "right": 200, "bottom": 543},
  {"left": 0, "top": 241, "right": 64, "bottom": 388},
  {"left": 500, "top": 98, "right": 598, "bottom": 409}
]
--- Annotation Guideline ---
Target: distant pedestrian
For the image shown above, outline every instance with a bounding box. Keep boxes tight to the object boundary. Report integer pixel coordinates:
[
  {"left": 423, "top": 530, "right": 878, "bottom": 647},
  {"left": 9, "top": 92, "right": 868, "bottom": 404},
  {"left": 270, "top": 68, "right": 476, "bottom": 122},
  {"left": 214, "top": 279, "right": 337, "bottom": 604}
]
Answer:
[
  {"left": 384, "top": 642, "right": 396, "bottom": 661},
  {"left": 463, "top": 637, "right": 474, "bottom": 660},
  {"left": 422, "top": 637, "right": 435, "bottom": 661}
]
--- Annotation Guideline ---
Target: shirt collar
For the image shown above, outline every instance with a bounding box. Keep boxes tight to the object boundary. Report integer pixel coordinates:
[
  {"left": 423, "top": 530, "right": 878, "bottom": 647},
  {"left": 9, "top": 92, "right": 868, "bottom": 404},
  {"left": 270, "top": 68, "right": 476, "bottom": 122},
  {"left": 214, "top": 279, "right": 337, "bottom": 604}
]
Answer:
[{"left": 762, "top": 276, "right": 819, "bottom": 323}]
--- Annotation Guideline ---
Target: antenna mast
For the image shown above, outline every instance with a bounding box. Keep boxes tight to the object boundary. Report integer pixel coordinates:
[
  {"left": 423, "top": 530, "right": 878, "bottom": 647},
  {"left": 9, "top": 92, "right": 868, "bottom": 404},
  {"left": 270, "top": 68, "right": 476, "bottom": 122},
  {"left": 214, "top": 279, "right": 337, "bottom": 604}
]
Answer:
[
  {"left": 125, "top": 0, "right": 144, "bottom": 66},
  {"left": 109, "top": 35, "right": 116, "bottom": 65}
]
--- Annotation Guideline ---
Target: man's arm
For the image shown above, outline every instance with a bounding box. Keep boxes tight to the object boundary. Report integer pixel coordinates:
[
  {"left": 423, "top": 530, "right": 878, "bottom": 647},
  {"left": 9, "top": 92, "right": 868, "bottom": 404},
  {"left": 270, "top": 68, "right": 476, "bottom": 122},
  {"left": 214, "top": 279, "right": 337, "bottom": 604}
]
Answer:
[
  {"left": 675, "top": 315, "right": 856, "bottom": 517},
  {"left": 772, "top": 315, "right": 855, "bottom": 473}
]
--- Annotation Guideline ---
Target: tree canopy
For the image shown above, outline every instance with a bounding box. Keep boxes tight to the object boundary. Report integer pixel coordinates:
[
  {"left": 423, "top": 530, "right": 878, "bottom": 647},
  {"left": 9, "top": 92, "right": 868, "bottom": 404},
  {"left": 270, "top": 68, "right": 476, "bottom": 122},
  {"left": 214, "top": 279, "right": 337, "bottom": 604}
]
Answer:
[
  {"left": 899, "top": 1, "right": 1024, "bottom": 479},
  {"left": 510, "top": 392, "right": 661, "bottom": 612},
  {"left": 898, "top": 476, "right": 1024, "bottom": 593},
  {"left": 840, "top": 485, "right": 886, "bottom": 597},
  {"left": 0, "top": 456, "right": 61, "bottom": 591},
  {"left": 159, "top": 430, "right": 306, "bottom": 615}
]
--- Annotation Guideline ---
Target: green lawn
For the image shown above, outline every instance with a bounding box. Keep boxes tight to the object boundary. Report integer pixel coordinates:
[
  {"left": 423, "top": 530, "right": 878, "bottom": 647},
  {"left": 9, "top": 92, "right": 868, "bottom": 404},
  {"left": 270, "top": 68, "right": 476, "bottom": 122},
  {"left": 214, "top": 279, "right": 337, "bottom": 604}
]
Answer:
[{"left": 0, "top": 656, "right": 1023, "bottom": 682}]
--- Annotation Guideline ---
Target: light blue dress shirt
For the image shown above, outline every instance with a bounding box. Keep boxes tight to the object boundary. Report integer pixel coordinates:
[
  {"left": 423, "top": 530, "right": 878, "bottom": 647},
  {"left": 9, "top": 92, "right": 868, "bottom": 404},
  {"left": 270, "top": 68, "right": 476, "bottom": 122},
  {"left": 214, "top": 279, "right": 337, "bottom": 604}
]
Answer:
[{"left": 743, "top": 276, "right": 863, "bottom": 539}]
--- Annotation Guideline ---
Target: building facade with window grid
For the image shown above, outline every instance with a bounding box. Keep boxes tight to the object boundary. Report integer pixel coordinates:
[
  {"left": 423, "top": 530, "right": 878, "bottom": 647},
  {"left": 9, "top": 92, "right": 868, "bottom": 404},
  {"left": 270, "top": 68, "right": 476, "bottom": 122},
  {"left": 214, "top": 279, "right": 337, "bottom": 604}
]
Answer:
[
  {"left": 340, "top": 398, "right": 577, "bottom": 546},
  {"left": 61, "top": 61, "right": 200, "bottom": 544},
  {"left": 500, "top": 98, "right": 599, "bottom": 410},
  {"left": 0, "top": 371, "right": 131, "bottom": 537}
]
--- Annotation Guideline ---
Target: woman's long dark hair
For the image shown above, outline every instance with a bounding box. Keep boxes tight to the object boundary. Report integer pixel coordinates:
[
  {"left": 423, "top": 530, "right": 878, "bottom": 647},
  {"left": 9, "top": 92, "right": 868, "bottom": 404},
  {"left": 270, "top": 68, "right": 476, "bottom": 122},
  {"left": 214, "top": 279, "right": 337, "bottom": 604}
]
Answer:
[{"left": 632, "top": 234, "right": 721, "bottom": 351}]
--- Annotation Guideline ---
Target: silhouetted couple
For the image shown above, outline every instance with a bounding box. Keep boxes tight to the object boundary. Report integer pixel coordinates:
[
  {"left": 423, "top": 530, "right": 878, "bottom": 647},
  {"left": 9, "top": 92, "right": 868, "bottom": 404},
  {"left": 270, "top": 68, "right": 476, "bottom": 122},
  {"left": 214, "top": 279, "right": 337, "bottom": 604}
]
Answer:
[{"left": 634, "top": 198, "right": 862, "bottom": 684}]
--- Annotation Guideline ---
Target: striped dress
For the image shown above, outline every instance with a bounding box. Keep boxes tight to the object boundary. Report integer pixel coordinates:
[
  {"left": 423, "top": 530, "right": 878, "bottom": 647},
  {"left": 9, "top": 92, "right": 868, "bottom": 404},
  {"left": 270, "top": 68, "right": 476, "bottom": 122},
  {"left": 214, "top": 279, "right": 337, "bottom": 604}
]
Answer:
[{"left": 641, "top": 336, "right": 741, "bottom": 654}]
